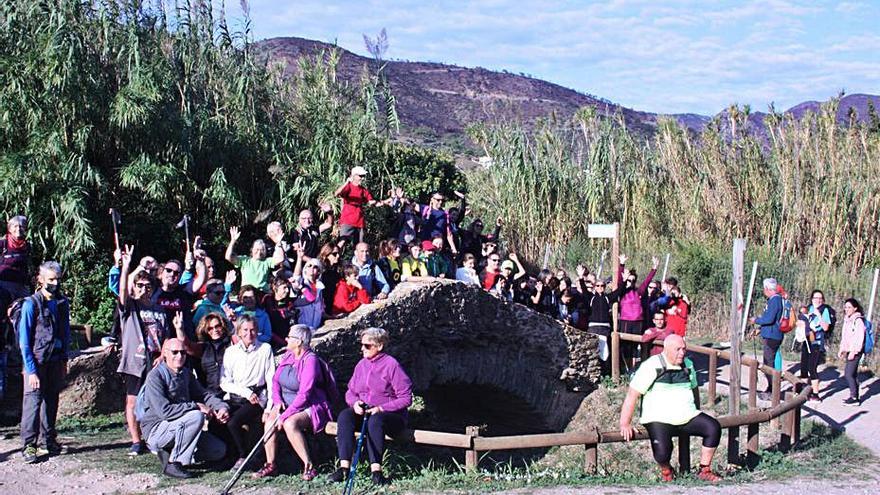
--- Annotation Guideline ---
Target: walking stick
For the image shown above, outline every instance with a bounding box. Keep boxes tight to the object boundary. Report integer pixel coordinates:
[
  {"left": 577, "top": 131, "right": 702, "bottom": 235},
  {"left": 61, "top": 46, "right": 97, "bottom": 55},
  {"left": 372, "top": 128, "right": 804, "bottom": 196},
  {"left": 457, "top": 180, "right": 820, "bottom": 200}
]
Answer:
[
  {"left": 219, "top": 414, "right": 280, "bottom": 495},
  {"left": 661, "top": 253, "right": 670, "bottom": 283},
  {"left": 109, "top": 208, "right": 122, "bottom": 251},
  {"left": 176, "top": 214, "right": 191, "bottom": 253},
  {"left": 343, "top": 411, "right": 371, "bottom": 495}
]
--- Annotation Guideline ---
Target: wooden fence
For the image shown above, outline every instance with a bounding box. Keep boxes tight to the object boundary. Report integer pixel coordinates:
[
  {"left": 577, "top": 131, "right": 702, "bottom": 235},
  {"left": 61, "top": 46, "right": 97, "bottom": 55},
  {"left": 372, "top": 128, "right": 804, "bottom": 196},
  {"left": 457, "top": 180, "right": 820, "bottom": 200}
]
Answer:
[{"left": 324, "top": 332, "right": 809, "bottom": 472}]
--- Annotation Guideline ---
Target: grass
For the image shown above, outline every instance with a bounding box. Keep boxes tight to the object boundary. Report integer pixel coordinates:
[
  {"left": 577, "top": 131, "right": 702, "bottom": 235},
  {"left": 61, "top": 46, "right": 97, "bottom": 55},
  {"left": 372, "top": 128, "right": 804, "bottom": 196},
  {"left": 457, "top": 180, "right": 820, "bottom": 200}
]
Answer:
[{"left": 8, "top": 380, "right": 868, "bottom": 495}]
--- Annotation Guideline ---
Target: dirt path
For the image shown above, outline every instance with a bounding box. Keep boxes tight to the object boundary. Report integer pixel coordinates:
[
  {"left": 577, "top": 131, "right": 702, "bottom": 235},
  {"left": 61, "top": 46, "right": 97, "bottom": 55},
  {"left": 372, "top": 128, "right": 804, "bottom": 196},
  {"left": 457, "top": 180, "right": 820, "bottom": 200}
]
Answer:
[{"left": 703, "top": 351, "right": 880, "bottom": 458}]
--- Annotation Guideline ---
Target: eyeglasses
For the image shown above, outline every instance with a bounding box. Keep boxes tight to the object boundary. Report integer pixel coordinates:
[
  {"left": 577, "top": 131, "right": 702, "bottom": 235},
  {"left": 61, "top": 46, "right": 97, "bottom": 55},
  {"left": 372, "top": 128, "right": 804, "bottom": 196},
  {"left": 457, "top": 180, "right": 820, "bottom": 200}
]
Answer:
[
  {"left": 595, "top": 284, "right": 606, "bottom": 288},
  {"left": 207, "top": 324, "right": 223, "bottom": 331},
  {"left": 329, "top": 252, "right": 340, "bottom": 256},
  {"left": 360, "top": 342, "right": 376, "bottom": 349},
  {"left": 135, "top": 282, "right": 151, "bottom": 289},
  {"left": 164, "top": 268, "right": 181, "bottom": 275},
  {"left": 169, "top": 349, "right": 186, "bottom": 356},
  {"left": 286, "top": 335, "right": 301, "bottom": 341},
  {"left": 489, "top": 258, "right": 500, "bottom": 262}
]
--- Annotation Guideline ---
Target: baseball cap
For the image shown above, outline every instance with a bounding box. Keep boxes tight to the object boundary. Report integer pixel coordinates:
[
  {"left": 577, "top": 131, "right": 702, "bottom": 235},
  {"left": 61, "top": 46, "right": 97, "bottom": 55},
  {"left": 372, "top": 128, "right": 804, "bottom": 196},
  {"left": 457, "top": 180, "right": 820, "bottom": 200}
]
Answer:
[
  {"left": 501, "top": 260, "right": 515, "bottom": 270},
  {"left": 421, "top": 240, "right": 436, "bottom": 252},
  {"left": 351, "top": 166, "right": 368, "bottom": 176}
]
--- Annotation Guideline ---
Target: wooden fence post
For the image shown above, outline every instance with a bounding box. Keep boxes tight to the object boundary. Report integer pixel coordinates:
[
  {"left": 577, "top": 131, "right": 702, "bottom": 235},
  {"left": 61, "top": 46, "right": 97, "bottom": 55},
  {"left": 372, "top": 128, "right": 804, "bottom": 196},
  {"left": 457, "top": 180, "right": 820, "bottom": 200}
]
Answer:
[
  {"left": 780, "top": 392, "right": 794, "bottom": 451},
  {"left": 727, "top": 426, "right": 740, "bottom": 465},
  {"left": 708, "top": 351, "right": 718, "bottom": 405},
  {"left": 465, "top": 426, "right": 481, "bottom": 471},
  {"left": 770, "top": 373, "right": 782, "bottom": 428},
  {"left": 678, "top": 434, "right": 691, "bottom": 473},
  {"left": 748, "top": 361, "right": 758, "bottom": 410},
  {"left": 583, "top": 427, "right": 599, "bottom": 474},
  {"left": 747, "top": 423, "right": 760, "bottom": 468}
]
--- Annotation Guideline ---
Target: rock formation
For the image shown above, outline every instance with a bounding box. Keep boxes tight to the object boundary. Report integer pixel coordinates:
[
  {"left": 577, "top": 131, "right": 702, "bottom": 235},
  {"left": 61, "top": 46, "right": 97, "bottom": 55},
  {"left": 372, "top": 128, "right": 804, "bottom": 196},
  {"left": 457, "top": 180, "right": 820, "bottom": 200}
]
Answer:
[{"left": 313, "top": 280, "right": 601, "bottom": 432}]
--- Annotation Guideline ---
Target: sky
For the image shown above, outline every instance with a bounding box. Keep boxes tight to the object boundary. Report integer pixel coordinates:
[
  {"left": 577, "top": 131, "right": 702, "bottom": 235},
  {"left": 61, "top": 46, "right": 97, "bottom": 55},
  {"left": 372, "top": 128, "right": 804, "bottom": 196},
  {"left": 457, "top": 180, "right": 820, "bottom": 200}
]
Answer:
[{"left": 226, "top": 0, "right": 880, "bottom": 115}]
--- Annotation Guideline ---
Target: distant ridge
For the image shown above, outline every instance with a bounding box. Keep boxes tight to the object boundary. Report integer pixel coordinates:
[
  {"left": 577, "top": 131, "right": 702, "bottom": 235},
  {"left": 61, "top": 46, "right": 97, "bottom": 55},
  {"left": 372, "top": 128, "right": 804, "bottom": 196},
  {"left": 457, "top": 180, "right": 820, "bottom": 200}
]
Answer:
[{"left": 256, "top": 36, "right": 879, "bottom": 150}]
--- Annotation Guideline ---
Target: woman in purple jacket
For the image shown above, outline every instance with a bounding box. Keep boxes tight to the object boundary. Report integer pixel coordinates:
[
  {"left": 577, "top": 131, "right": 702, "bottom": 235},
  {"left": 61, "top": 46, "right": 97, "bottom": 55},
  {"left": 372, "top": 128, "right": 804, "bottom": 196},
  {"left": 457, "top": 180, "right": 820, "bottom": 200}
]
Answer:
[
  {"left": 329, "top": 327, "right": 413, "bottom": 486},
  {"left": 618, "top": 254, "right": 659, "bottom": 370},
  {"left": 252, "top": 324, "right": 336, "bottom": 481}
]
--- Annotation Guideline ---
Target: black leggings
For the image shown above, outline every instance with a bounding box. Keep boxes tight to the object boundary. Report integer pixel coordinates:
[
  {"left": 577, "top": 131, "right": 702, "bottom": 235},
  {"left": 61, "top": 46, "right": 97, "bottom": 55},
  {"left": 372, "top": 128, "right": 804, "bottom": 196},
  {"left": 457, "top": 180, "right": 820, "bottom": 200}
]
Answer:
[
  {"left": 620, "top": 319, "right": 644, "bottom": 363},
  {"left": 799, "top": 344, "right": 821, "bottom": 381},
  {"left": 844, "top": 353, "right": 862, "bottom": 400},
  {"left": 225, "top": 401, "right": 263, "bottom": 458},
  {"left": 644, "top": 413, "right": 721, "bottom": 465},
  {"left": 336, "top": 407, "right": 405, "bottom": 465}
]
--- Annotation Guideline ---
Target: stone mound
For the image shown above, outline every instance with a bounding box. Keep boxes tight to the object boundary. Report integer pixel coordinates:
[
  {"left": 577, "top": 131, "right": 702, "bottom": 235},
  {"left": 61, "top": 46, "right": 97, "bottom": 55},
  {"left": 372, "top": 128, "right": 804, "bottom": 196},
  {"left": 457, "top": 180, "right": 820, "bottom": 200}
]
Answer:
[{"left": 313, "top": 280, "right": 601, "bottom": 432}]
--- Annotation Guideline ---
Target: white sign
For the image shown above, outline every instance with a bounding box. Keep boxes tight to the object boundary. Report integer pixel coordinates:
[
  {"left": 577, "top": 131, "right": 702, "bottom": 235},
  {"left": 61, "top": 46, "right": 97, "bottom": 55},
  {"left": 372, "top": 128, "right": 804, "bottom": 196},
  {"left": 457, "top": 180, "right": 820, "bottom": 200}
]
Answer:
[{"left": 587, "top": 223, "right": 616, "bottom": 239}]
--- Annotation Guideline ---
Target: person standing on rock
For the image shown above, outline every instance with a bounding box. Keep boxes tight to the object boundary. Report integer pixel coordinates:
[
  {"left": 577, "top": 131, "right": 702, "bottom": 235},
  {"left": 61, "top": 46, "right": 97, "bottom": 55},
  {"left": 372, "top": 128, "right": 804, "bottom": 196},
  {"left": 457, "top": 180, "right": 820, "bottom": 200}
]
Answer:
[
  {"left": 140, "top": 337, "right": 230, "bottom": 479},
  {"left": 18, "top": 261, "right": 70, "bottom": 464},
  {"left": 749, "top": 278, "right": 784, "bottom": 400},
  {"left": 115, "top": 245, "right": 175, "bottom": 456},
  {"left": 335, "top": 166, "right": 384, "bottom": 248},
  {"left": 619, "top": 334, "right": 722, "bottom": 483}
]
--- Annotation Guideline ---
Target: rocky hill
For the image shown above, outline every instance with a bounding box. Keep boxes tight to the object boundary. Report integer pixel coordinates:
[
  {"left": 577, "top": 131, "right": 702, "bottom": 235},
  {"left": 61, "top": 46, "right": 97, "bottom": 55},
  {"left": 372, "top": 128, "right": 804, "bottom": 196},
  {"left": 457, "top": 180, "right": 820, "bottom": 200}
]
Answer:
[{"left": 256, "top": 37, "right": 879, "bottom": 151}]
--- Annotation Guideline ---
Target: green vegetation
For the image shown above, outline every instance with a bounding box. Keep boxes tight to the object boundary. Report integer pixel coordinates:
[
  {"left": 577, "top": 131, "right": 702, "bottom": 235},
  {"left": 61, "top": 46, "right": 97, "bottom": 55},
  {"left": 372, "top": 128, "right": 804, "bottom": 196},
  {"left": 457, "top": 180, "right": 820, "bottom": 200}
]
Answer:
[
  {"left": 0, "top": 0, "right": 462, "bottom": 330},
  {"left": 465, "top": 103, "right": 880, "bottom": 299}
]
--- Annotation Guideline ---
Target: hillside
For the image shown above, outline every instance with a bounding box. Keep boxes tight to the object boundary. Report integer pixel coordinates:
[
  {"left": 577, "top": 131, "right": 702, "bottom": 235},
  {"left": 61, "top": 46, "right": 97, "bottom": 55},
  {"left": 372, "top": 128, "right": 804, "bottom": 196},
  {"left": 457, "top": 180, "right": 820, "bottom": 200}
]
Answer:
[{"left": 257, "top": 37, "right": 879, "bottom": 151}]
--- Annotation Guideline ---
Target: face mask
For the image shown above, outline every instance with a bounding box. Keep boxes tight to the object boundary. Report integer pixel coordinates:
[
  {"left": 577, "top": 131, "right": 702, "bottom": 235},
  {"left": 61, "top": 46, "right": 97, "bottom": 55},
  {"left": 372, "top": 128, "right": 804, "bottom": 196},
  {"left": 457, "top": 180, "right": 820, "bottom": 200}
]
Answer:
[{"left": 44, "top": 283, "right": 60, "bottom": 295}]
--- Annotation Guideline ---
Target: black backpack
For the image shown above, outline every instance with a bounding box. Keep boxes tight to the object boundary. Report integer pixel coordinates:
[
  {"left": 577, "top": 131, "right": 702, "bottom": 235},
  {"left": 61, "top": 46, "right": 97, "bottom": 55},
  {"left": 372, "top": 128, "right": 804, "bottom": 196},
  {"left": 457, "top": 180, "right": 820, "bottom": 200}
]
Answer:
[
  {"left": 820, "top": 304, "right": 837, "bottom": 338},
  {"left": 8, "top": 294, "right": 39, "bottom": 343}
]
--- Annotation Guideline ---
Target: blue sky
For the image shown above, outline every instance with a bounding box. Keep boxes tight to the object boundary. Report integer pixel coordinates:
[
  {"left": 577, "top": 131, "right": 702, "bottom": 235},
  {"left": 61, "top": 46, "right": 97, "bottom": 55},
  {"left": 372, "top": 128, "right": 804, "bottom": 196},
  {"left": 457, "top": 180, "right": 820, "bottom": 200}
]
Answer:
[{"left": 228, "top": 0, "right": 879, "bottom": 115}]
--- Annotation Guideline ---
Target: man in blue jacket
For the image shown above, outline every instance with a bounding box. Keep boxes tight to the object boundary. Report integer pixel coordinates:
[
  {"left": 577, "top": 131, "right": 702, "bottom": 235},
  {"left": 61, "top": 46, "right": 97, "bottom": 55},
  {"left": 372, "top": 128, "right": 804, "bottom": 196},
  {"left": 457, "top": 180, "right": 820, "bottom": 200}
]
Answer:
[
  {"left": 750, "top": 278, "right": 783, "bottom": 400},
  {"left": 19, "top": 261, "right": 70, "bottom": 463}
]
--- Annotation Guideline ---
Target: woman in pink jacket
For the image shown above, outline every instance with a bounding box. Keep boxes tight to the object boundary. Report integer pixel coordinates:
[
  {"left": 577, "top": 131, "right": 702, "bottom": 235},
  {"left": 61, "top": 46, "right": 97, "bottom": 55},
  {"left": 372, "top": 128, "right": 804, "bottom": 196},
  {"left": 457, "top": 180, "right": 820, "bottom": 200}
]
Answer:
[
  {"left": 838, "top": 298, "right": 867, "bottom": 406},
  {"left": 252, "top": 324, "right": 336, "bottom": 480},
  {"left": 618, "top": 255, "right": 659, "bottom": 369}
]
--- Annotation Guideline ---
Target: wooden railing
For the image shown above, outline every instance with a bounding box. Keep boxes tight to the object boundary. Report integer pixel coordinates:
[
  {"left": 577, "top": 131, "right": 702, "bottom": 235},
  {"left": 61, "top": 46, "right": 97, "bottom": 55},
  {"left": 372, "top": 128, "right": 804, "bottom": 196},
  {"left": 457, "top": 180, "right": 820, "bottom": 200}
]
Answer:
[{"left": 324, "top": 334, "right": 809, "bottom": 472}]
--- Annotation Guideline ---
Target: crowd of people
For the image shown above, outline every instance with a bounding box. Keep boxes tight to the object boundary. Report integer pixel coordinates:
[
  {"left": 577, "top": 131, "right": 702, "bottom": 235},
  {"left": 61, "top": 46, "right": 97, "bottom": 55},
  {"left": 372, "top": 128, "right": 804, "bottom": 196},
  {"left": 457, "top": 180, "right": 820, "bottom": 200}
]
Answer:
[{"left": 0, "top": 165, "right": 874, "bottom": 484}]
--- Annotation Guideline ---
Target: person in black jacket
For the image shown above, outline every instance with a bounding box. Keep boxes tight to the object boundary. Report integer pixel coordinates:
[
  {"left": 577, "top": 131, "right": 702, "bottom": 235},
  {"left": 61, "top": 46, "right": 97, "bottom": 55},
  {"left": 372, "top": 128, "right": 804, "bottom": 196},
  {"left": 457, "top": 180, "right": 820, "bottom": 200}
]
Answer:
[
  {"left": 193, "top": 313, "right": 232, "bottom": 394},
  {"left": 584, "top": 278, "right": 624, "bottom": 375}
]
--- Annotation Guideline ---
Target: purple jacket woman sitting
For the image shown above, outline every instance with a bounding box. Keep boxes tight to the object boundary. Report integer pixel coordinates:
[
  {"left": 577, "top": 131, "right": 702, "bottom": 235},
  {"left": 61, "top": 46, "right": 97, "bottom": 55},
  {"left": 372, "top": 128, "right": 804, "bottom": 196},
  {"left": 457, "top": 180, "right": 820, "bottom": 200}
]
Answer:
[
  {"left": 252, "top": 324, "right": 337, "bottom": 482},
  {"left": 329, "top": 327, "right": 413, "bottom": 486}
]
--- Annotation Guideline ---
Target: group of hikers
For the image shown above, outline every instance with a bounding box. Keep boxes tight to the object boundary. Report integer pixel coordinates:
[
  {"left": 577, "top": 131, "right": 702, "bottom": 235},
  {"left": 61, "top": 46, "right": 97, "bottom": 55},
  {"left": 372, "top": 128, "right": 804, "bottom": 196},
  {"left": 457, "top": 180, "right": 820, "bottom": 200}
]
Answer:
[{"left": 0, "top": 166, "right": 874, "bottom": 484}]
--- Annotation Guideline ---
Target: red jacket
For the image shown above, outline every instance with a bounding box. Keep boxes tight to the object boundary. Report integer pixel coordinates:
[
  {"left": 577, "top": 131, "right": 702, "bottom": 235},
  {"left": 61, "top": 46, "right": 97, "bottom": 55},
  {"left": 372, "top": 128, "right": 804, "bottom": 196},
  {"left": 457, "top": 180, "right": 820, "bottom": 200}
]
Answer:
[
  {"left": 665, "top": 299, "right": 690, "bottom": 336},
  {"left": 332, "top": 280, "right": 371, "bottom": 315}
]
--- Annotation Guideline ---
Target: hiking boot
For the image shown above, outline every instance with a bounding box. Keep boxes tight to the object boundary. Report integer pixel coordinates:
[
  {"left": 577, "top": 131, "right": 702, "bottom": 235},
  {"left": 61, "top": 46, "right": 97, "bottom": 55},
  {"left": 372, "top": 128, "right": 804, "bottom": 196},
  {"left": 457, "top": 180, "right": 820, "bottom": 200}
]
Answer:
[
  {"left": 250, "top": 462, "right": 277, "bottom": 479},
  {"left": 128, "top": 442, "right": 146, "bottom": 457},
  {"left": 163, "top": 461, "right": 194, "bottom": 479},
  {"left": 659, "top": 465, "right": 675, "bottom": 482},
  {"left": 808, "top": 393, "right": 822, "bottom": 403},
  {"left": 329, "top": 467, "right": 348, "bottom": 483},
  {"left": 22, "top": 445, "right": 38, "bottom": 464},
  {"left": 371, "top": 471, "right": 390, "bottom": 485},
  {"left": 37, "top": 442, "right": 64, "bottom": 457},
  {"left": 843, "top": 397, "right": 861, "bottom": 407},
  {"left": 697, "top": 465, "right": 722, "bottom": 482}
]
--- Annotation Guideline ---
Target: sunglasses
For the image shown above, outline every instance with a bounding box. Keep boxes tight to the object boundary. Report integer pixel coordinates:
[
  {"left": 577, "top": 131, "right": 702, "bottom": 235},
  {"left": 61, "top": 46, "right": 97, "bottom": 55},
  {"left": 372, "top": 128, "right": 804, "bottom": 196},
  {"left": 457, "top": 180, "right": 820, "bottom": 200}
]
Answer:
[
  {"left": 211, "top": 290, "right": 225, "bottom": 295},
  {"left": 329, "top": 252, "right": 340, "bottom": 256},
  {"left": 135, "top": 282, "right": 151, "bottom": 289},
  {"left": 360, "top": 342, "right": 376, "bottom": 349},
  {"left": 169, "top": 349, "right": 186, "bottom": 355},
  {"left": 489, "top": 258, "right": 500, "bottom": 262},
  {"left": 207, "top": 324, "right": 224, "bottom": 330},
  {"left": 164, "top": 268, "right": 181, "bottom": 275}
]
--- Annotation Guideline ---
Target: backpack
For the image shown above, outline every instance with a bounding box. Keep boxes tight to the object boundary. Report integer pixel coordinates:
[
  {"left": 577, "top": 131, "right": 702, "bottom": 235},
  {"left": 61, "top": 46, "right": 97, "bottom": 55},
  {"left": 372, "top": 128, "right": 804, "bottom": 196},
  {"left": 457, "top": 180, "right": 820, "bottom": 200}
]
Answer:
[
  {"left": 8, "top": 294, "right": 39, "bottom": 343},
  {"left": 134, "top": 382, "right": 149, "bottom": 422},
  {"left": 862, "top": 317, "right": 875, "bottom": 355},
  {"left": 317, "top": 355, "right": 340, "bottom": 405},
  {"left": 778, "top": 296, "right": 796, "bottom": 333},
  {"left": 820, "top": 304, "right": 837, "bottom": 339}
]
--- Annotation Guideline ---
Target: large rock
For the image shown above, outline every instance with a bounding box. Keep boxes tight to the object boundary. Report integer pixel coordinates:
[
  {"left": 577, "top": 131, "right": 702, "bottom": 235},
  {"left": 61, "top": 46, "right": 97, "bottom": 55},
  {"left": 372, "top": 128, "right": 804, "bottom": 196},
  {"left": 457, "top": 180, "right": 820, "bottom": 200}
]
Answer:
[
  {"left": 313, "top": 280, "right": 601, "bottom": 432},
  {"left": 59, "top": 348, "right": 125, "bottom": 417}
]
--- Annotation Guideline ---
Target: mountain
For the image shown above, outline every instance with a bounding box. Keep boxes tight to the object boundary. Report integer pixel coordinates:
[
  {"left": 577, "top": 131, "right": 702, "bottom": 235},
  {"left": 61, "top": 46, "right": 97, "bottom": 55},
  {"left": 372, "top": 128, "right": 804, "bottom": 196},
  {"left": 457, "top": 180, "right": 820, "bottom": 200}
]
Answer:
[{"left": 256, "top": 37, "right": 879, "bottom": 151}]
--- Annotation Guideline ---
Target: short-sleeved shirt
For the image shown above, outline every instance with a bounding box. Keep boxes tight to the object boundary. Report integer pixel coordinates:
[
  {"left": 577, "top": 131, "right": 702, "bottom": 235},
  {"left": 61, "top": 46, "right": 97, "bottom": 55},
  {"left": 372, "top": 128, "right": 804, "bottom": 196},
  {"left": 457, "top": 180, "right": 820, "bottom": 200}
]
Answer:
[
  {"left": 235, "top": 256, "right": 274, "bottom": 293},
  {"left": 338, "top": 182, "right": 374, "bottom": 228},
  {"left": 152, "top": 287, "right": 195, "bottom": 339},
  {"left": 630, "top": 354, "right": 699, "bottom": 426}
]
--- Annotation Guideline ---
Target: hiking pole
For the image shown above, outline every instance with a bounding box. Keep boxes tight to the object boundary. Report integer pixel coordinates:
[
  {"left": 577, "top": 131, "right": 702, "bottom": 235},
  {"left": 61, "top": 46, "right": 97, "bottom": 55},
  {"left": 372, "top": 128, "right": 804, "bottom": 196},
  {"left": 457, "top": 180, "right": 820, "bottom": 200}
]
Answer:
[
  {"left": 176, "top": 214, "right": 191, "bottom": 253},
  {"left": 343, "top": 409, "right": 371, "bottom": 495},
  {"left": 109, "top": 208, "right": 122, "bottom": 251},
  {"left": 661, "top": 253, "right": 670, "bottom": 283},
  {"left": 219, "top": 414, "right": 280, "bottom": 495}
]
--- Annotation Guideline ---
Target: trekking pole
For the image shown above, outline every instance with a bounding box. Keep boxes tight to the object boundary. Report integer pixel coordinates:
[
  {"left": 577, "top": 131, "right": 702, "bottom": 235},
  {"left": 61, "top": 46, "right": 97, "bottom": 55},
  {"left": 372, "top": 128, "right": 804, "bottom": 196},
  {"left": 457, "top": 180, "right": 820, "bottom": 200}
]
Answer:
[
  {"left": 343, "top": 410, "right": 371, "bottom": 495},
  {"left": 661, "top": 253, "right": 670, "bottom": 283},
  {"left": 219, "top": 414, "right": 280, "bottom": 495},
  {"left": 109, "top": 208, "right": 122, "bottom": 251}
]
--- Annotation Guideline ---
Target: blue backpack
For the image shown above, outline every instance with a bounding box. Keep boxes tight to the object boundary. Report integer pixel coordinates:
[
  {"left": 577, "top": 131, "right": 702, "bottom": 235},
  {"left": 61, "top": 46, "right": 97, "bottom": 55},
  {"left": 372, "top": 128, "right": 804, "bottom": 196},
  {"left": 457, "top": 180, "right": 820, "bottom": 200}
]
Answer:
[{"left": 862, "top": 317, "right": 875, "bottom": 354}]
